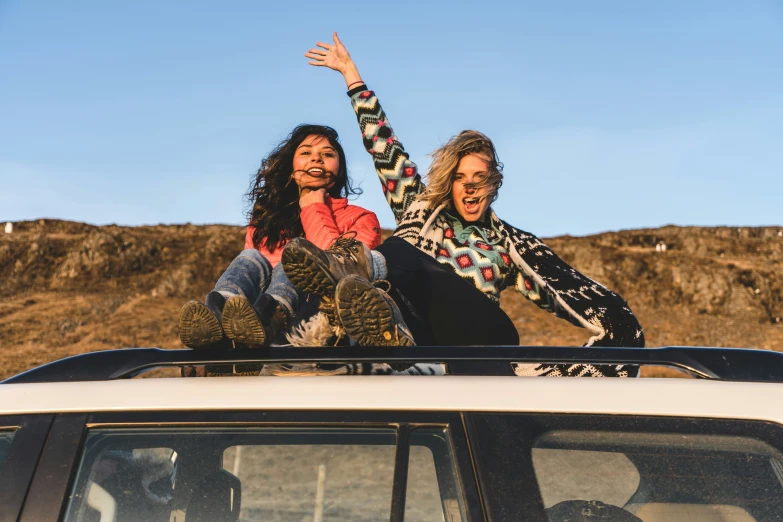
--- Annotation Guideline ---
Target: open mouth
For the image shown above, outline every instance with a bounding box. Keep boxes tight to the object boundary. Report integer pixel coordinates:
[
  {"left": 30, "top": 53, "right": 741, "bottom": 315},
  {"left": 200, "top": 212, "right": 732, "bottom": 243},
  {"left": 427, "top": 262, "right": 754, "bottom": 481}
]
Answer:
[
  {"left": 306, "top": 168, "right": 326, "bottom": 177},
  {"left": 463, "top": 197, "right": 481, "bottom": 213}
]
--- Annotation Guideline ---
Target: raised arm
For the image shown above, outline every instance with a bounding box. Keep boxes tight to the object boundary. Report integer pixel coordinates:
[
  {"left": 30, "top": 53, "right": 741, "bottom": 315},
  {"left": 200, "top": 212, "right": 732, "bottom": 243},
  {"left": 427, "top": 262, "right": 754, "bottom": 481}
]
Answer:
[{"left": 306, "top": 33, "right": 424, "bottom": 224}]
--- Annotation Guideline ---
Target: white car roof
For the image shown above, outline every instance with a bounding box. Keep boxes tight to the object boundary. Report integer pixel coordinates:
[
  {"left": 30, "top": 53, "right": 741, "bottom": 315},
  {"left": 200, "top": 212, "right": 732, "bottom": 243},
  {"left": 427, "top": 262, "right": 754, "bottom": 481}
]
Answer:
[{"left": 2, "top": 376, "right": 782, "bottom": 425}]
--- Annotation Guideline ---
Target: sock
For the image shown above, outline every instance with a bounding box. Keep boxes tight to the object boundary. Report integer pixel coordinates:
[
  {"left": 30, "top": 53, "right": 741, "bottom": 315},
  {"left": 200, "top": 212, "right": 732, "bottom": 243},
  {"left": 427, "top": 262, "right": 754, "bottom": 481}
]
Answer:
[
  {"left": 369, "top": 250, "right": 388, "bottom": 281},
  {"left": 205, "top": 291, "right": 228, "bottom": 314}
]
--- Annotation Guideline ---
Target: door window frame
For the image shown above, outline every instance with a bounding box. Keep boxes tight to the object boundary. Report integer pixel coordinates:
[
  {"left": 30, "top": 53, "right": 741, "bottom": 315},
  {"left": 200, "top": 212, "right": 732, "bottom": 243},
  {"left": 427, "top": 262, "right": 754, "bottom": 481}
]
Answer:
[
  {"left": 20, "top": 410, "right": 483, "bottom": 521},
  {"left": 464, "top": 413, "right": 783, "bottom": 521},
  {"left": 0, "top": 414, "right": 54, "bottom": 522}
]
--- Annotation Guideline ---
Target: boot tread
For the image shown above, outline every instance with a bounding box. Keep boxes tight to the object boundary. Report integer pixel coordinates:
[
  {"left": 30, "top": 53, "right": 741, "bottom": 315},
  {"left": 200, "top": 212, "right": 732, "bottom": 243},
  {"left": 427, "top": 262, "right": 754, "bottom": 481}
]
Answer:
[{"left": 222, "top": 295, "right": 268, "bottom": 348}]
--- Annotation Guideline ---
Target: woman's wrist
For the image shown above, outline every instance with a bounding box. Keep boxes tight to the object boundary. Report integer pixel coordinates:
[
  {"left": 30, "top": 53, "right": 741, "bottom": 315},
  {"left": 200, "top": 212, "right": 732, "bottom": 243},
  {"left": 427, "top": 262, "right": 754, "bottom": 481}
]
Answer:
[
  {"left": 299, "top": 188, "right": 327, "bottom": 207},
  {"left": 341, "top": 64, "right": 363, "bottom": 89}
]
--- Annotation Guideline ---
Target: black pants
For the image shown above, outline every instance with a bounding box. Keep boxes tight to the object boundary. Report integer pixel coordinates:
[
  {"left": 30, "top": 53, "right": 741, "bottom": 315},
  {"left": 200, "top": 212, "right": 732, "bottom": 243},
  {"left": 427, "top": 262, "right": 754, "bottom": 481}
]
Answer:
[{"left": 376, "top": 237, "right": 519, "bottom": 346}]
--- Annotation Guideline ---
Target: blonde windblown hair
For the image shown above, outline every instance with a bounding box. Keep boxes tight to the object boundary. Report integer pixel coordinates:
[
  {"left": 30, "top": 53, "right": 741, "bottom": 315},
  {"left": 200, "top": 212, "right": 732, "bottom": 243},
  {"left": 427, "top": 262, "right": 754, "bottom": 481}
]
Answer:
[{"left": 418, "top": 130, "right": 504, "bottom": 210}]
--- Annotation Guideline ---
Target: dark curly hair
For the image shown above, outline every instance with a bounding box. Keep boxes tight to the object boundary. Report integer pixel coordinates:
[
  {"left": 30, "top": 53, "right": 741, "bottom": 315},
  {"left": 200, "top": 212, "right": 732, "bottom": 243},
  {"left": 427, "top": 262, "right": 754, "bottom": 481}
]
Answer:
[{"left": 246, "top": 124, "right": 360, "bottom": 251}]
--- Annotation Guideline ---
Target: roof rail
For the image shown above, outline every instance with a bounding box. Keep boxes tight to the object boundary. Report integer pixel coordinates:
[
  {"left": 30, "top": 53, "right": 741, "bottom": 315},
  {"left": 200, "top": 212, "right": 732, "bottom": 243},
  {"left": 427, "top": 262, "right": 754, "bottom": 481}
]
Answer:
[{"left": 3, "top": 346, "right": 783, "bottom": 384}]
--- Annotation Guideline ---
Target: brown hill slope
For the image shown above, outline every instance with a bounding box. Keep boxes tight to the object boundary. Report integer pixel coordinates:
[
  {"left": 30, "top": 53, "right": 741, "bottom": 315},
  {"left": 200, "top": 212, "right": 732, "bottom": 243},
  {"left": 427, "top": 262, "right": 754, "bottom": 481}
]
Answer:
[{"left": 1, "top": 219, "right": 782, "bottom": 380}]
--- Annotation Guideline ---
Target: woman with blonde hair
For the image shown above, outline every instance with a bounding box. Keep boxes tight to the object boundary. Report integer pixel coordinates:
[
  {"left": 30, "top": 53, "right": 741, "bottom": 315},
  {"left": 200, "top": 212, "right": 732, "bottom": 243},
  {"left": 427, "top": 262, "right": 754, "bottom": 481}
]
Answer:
[{"left": 283, "top": 34, "right": 645, "bottom": 376}]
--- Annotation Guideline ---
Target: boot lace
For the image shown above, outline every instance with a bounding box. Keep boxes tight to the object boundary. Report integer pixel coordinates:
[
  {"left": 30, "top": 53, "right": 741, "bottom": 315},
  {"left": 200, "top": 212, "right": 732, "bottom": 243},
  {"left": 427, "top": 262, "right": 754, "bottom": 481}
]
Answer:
[
  {"left": 367, "top": 280, "right": 414, "bottom": 346},
  {"left": 326, "top": 232, "right": 362, "bottom": 264},
  {"left": 373, "top": 279, "right": 392, "bottom": 293}
]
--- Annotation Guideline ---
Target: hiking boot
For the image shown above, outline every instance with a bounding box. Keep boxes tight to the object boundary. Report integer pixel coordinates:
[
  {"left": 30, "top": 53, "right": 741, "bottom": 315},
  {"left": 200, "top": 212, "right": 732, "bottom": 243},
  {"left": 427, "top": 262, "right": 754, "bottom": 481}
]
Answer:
[
  {"left": 335, "top": 275, "right": 416, "bottom": 347},
  {"left": 221, "top": 294, "right": 290, "bottom": 349},
  {"left": 179, "top": 291, "right": 227, "bottom": 348},
  {"left": 282, "top": 236, "right": 373, "bottom": 297}
]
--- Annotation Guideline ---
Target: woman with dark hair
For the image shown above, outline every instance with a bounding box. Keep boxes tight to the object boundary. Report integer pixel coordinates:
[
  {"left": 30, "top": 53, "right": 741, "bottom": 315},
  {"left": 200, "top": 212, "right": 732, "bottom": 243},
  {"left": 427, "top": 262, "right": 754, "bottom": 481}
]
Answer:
[
  {"left": 179, "top": 124, "right": 383, "bottom": 349},
  {"left": 282, "top": 34, "right": 645, "bottom": 377}
]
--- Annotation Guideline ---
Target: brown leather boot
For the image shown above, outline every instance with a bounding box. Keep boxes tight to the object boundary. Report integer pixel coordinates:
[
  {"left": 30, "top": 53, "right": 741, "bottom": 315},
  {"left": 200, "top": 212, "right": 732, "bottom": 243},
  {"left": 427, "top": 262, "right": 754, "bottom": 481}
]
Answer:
[
  {"left": 179, "top": 291, "right": 227, "bottom": 348},
  {"left": 221, "top": 294, "right": 290, "bottom": 349},
  {"left": 282, "top": 236, "right": 373, "bottom": 297},
  {"left": 335, "top": 275, "right": 415, "bottom": 347}
]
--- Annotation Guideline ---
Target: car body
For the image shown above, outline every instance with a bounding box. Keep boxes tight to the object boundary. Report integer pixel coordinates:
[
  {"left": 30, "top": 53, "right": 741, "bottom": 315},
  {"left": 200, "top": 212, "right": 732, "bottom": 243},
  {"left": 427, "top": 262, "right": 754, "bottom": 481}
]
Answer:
[{"left": 1, "top": 346, "right": 783, "bottom": 521}]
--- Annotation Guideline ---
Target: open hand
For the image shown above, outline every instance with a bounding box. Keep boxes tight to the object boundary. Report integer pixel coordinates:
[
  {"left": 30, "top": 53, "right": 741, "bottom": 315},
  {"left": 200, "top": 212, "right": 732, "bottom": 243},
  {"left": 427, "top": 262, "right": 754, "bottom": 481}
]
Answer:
[{"left": 305, "top": 32, "right": 363, "bottom": 88}]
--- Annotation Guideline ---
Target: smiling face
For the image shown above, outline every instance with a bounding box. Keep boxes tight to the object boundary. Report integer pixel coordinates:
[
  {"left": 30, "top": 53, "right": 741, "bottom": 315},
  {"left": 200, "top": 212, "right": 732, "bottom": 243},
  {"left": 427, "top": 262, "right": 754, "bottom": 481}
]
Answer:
[
  {"left": 292, "top": 134, "right": 340, "bottom": 191},
  {"left": 451, "top": 153, "right": 492, "bottom": 222}
]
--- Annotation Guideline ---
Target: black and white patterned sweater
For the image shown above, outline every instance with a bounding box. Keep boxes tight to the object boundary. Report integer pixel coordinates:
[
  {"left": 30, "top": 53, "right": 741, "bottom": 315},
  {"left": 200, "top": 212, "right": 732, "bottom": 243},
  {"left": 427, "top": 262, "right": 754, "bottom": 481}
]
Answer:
[{"left": 349, "top": 86, "right": 645, "bottom": 377}]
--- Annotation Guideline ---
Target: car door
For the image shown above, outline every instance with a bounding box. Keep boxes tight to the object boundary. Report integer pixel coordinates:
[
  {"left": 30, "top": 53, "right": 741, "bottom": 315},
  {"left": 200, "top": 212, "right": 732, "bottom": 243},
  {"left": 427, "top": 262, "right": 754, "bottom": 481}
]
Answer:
[{"left": 17, "top": 410, "right": 483, "bottom": 522}]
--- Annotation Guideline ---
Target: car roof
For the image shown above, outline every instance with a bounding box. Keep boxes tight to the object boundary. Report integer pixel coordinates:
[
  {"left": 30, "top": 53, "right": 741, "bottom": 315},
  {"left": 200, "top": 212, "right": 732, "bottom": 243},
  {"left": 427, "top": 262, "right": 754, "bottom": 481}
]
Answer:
[
  {"left": 3, "top": 346, "right": 782, "bottom": 423},
  {"left": 2, "top": 376, "right": 783, "bottom": 423}
]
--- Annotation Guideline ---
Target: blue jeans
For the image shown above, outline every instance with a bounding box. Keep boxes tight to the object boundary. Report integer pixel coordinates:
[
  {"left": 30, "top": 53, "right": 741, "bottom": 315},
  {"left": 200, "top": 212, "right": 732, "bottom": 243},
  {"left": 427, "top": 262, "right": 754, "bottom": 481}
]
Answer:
[{"left": 212, "top": 249, "right": 303, "bottom": 319}]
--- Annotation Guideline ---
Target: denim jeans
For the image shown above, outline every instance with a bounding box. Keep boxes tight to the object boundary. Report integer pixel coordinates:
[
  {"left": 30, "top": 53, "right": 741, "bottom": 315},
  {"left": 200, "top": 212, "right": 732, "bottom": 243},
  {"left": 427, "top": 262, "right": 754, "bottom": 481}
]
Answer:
[{"left": 212, "top": 249, "right": 303, "bottom": 319}]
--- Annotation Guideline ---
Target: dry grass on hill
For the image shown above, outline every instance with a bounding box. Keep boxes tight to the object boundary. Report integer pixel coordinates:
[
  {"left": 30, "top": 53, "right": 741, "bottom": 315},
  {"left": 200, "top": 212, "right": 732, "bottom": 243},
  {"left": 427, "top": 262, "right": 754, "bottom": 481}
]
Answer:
[{"left": 2, "top": 219, "right": 782, "bottom": 380}]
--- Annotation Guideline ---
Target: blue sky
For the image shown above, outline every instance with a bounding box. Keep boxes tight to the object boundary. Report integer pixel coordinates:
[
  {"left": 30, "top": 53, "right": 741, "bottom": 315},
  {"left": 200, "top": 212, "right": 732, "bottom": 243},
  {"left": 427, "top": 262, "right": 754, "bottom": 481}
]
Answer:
[{"left": 1, "top": 0, "right": 781, "bottom": 237}]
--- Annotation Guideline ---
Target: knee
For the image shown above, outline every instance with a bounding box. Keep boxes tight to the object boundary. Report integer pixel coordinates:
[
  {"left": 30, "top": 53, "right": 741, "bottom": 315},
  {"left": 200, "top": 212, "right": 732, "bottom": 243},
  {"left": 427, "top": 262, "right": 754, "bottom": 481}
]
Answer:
[
  {"left": 238, "top": 248, "right": 265, "bottom": 261},
  {"left": 238, "top": 248, "right": 272, "bottom": 269}
]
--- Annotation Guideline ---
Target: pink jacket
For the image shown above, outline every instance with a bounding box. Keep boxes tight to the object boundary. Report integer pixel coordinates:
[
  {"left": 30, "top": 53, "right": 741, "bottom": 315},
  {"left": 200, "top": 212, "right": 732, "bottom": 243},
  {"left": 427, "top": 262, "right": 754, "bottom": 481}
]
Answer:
[{"left": 244, "top": 196, "right": 382, "bottom": 267}]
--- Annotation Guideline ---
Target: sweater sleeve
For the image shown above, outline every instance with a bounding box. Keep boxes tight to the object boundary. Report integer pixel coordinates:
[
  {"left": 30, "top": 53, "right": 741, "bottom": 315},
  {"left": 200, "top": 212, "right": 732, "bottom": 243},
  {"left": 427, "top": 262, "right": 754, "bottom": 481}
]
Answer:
[
  {"left": 512, "top": 269, "right": 585, "bottom": 329},
  {"left": 349, "top": 87, "right": 424, "bottom": 224},
  {"left": 510, "top": 237, "right": 645, "bottom": 350},
  {"left": 299, "top": 202, "right": 342, "bottom": 250},
  {"left": 507, "top": 237, "right": 646, "bottom": 377}
]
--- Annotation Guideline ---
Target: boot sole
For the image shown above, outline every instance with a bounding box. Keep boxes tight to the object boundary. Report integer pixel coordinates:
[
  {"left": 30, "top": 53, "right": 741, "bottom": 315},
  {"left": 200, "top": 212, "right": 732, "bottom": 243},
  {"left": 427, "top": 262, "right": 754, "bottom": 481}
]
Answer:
[
  {"left": 336, "top": 277, "right": 402, "bottom": 346},
  {"left": 222, "top": 295, "right": 268, "bottom": 348},
  {"left": 179, "top": 300, "right": 224, "bottom": 348},
  {"left": 282, "top": 241, "right": 337, "bottom": 297}
]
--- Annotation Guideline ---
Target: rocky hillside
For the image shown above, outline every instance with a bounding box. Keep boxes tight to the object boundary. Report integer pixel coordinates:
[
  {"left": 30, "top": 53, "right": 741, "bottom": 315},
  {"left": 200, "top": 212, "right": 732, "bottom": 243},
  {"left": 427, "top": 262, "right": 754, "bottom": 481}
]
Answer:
[{"left": 1, "top": 219, "right": 781, "bottom": 380}]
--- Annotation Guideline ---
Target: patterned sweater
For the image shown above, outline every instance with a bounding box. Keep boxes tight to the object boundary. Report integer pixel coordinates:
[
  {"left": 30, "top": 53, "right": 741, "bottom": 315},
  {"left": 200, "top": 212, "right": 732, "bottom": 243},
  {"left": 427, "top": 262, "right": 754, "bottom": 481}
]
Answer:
[
  {"left": 349, "top": 86, "right": 645, "bottom": 377},
  {"left": 436, "top": 210, "right": 513, "bottom": 303}
]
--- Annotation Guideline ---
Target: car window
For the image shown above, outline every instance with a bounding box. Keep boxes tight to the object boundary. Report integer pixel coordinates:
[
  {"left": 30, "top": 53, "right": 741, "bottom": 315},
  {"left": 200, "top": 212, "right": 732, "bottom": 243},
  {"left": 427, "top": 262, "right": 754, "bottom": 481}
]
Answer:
[
  {"left": 534, "top": 430, "right": 783, "bottom": 522},
  {"left": 64, "top": 442, "right": 178, "bottom": 522},
  {"left": 62, "top": 425, "right": 465, "bottom": 522},
  {"left": 221, "top": 430, "right": 396, "bottom": 521},
  {"left": 0, "top": 429, "right": 15, "bottom": 471}
]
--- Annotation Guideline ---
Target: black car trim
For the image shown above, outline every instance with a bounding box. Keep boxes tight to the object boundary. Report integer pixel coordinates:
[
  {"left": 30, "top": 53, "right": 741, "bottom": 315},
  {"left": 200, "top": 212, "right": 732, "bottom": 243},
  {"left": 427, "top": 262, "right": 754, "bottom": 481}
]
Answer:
[
  {"left": 391, "top": 423, "right": 411, "bottom": 521},
  {"left": 18, "top": 413, "right": 87, "bottom": 522},
  {"left": 5, "top": 345, "right": 783, "bottom": 383},
  {"left": 465, "top": 413, "right": 548, "bottom": 521},
  {"left": 0, "top": 414, "right": 54, "bottom": 522}
]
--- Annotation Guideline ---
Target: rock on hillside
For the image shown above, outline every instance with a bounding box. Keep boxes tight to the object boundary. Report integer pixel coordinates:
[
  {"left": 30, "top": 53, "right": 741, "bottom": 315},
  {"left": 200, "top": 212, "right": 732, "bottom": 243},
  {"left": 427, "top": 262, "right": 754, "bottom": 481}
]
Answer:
[{"left": 1, "top": 219, "right": 781, "bottom": 379}]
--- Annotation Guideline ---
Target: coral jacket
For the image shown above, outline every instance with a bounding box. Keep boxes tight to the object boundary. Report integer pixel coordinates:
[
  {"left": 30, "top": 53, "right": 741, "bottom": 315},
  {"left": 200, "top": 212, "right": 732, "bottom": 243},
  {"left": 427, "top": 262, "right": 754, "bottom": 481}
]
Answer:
[{"left": 244, "top": 196, "right": 382, "bottom": 267}]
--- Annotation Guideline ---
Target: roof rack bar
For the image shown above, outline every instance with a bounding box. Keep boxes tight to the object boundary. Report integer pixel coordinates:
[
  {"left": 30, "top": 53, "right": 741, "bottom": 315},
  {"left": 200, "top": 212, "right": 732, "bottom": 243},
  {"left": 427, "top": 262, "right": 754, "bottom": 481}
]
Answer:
[{"left": 3, "top": 346, "right": 783, "bottom": 384}]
